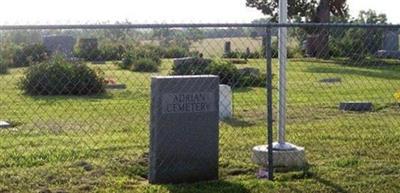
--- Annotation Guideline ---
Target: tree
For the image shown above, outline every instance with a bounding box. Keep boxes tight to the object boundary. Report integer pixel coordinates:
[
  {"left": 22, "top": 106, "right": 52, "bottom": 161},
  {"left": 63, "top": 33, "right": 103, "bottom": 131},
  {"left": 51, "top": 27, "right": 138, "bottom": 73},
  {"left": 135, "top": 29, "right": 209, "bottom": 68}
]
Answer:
[
  {"left": 246, "top": 0, "right": 348, "bottom": 58},
  {"left": 246, "top": 0, "right": 348, "bottom": 22},
  {"left": 328, "top": 10, "right": 387, "bottom": 60},
  {"left": 349, "top": 10, "right": 387, "bottom": 60},
  {"left": 355, "top": 10, "right": 387, "bottom": 24}
]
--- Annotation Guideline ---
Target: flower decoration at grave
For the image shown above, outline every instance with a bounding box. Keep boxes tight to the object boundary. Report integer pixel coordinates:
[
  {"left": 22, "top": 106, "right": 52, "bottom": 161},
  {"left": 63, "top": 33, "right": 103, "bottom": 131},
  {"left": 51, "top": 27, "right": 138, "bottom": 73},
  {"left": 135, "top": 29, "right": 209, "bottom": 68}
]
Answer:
[
  {"left": 394, "top": 91, "right": 400, "bottom": 103},
  {"left": 104, "top": 78, "right": 117, "bottom": 85}
]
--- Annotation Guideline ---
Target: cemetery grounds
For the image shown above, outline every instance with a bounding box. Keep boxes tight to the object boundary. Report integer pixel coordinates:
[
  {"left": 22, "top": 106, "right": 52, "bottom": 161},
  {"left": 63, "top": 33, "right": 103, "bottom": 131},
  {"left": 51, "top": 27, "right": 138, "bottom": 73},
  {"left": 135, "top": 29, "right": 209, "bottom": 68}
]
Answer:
[{"left": 0, "top": 55, "right": 400, "bottom": 192}]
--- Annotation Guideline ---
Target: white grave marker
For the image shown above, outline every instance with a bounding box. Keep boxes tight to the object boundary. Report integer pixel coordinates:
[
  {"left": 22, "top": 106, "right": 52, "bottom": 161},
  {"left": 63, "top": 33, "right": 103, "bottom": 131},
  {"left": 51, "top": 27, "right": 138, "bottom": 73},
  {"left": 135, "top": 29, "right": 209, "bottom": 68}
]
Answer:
[{"left": 219, "top": 84, "right": 232, "bottom": 119}]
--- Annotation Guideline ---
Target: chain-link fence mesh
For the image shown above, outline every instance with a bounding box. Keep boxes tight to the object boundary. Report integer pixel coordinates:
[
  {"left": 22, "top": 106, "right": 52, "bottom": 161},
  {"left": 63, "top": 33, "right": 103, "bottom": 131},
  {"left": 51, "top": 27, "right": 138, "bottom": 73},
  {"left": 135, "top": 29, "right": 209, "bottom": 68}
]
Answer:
[
  {"left": 271, "top": 24, "right": 400, "bottom": 192},
  {"left": 0, "top": 23, "right": 399, "bottom": 192}
]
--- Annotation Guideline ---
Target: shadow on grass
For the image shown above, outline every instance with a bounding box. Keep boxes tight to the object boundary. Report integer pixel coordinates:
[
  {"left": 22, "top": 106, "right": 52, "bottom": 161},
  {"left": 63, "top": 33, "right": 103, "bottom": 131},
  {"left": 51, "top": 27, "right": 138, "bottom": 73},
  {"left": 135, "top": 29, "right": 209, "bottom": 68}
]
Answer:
[
  {"left": 305, "top": 65, "right": 400, "bottom": 80},
  {"left": 111, "top": 151, "right": 252, "bottom": 193},
  {"left": 277, "top": 164, "right": 349, "bottom": 193},
  {"left": 222, "top": 117, "right": 256, "bottom": 127},
  {"left": 28, "top": 93, "right": 113, "bottom": 102},
  {"left": 233, "top": 87, "right": 254, "bottom": 93},
  {"left": 233, "top": 86, "right": 276, "bottom": 94},
  {"left": 275, "top": 163, "right": 314, "bottom": 181},
  {"left": 163, "top": 180, "right": 250, "bottom": 193},
  {"left": 293, "top": 57, "right": 400, "bottom": 67},
  {"left": 374, "top": 103, "right": 399, "bottom": 111},
  {"left": 312, "top": 175, "right": 350, "bottom": 193}
]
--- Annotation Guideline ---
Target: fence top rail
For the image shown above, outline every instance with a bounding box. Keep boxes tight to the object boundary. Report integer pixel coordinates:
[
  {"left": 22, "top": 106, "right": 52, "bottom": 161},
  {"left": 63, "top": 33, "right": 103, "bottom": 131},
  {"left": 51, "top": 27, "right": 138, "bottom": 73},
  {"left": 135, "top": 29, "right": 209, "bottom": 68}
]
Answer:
[{"left": 0, "top": 23, "right": 399, "bottom": 30}]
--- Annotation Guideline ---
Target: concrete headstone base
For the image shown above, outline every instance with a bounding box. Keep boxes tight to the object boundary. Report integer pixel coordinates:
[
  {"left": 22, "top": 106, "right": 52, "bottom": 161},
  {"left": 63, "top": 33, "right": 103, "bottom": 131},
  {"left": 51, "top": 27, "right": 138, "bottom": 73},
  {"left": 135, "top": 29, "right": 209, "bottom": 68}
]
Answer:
[
  {"left": 0, "top": 121, "right": 11, "bottom": 129},
  {"left": 252, "top": 143, "right": 306, "bottom": 168}
]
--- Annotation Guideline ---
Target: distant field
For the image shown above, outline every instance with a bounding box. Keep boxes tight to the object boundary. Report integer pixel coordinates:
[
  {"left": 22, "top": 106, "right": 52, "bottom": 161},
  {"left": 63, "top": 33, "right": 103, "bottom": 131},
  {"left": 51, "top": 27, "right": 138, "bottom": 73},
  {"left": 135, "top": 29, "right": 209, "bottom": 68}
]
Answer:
[{"left": 190, "top": 37, "right": 264, "bottom": 57}]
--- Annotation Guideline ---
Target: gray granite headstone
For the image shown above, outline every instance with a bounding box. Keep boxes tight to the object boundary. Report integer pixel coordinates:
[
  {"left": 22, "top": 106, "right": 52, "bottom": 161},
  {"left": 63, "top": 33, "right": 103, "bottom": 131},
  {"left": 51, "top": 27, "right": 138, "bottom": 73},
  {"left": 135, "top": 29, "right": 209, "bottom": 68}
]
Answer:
[
  {"left": 78, "top": 38, "right": 98, "bottom": 51},
  {"left": 224, "top": 41, "right": 231, "bottom": 56},
  {"left": 43, "top": 35, "right": 76, "bottom": 58},
  {"left": 246, "top": 47, "right": 251, "bottom": 56},
  {"left": 78, "top": 38, "right": 102, "bottom": 62},
  {"left": 383, "top": 30, "right": 399, "bottom": 51},
  {"left": 150, "top": 75, "right": 219, "bottom": 184}
]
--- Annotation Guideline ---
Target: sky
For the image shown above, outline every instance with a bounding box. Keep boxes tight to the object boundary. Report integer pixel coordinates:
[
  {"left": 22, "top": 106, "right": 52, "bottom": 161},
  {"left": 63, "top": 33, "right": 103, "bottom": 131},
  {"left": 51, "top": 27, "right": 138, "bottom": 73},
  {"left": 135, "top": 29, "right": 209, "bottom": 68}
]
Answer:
[{"left": 0, "top": 0, "right": 398, "bottom": 24}]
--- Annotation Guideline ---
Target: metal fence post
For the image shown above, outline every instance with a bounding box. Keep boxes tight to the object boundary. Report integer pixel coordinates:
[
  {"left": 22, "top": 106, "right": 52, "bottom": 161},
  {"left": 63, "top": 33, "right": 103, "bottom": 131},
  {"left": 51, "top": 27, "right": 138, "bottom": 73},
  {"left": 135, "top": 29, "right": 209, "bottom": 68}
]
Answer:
[{"left": 265, "top": 27, "right": 274, "bottom": 181}]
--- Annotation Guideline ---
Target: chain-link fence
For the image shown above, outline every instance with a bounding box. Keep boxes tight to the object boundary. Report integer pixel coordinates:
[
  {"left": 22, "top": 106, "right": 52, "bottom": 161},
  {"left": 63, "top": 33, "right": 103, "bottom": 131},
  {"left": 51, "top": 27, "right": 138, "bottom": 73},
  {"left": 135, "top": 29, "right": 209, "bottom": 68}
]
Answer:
[{"left": 0, "top": 23, "right": 399, "bottom": 192}]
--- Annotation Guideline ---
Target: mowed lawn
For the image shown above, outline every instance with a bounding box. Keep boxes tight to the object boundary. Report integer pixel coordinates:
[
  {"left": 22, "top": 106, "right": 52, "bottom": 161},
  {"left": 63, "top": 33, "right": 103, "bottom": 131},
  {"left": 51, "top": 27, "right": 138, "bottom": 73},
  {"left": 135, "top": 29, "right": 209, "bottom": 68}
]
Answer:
[{"left": 0, "top": 58, "right": 400, "bottom": 192}]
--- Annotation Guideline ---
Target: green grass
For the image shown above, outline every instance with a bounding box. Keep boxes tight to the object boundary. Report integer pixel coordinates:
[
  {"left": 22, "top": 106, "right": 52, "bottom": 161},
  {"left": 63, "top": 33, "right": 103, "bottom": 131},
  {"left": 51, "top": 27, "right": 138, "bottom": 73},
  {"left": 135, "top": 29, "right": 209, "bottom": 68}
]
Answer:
[{"left": 0, "top": 59, "right": 400, "bottom": 192}]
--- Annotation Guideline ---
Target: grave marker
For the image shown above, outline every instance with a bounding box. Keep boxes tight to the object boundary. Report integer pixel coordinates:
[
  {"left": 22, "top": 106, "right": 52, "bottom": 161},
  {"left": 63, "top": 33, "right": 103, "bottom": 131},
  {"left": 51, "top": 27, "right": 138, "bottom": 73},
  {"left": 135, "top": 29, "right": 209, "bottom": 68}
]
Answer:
[
  {"left": 43, "top": 35, "right": 76, "bottom": 58},
  {"left": 320, "top": 78, "right": 342, "bottom": 84},
  {"left": 219, "top": 84, "right": 232, "bottom": 119},
  {"left": 149, "top": 75, "right": 219, "bottom": 184},
  {"left": 339, "top": 102, "right": 373, "bottom": 112},
  {"left": 383, "top": 30, "right": 399, "bottom": 51},
  {"left": 224, "top": 41, "right": 232, "bottom": 56}
]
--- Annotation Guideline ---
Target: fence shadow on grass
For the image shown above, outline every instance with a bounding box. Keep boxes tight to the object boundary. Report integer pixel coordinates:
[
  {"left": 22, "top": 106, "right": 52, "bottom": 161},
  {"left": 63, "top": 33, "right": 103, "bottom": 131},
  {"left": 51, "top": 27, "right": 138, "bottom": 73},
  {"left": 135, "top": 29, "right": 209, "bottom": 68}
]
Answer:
[
  {"left": 311, "top": 175, "right": 350, "bottom": 193},
  {"left": 29, "top": 93, "right": 113, "bottom": 103},
  {"left": 221, "top": 117, "right": 256, "bottom": 127},
  {"left": 305, "top": 65, "right": 400, "bottom": 80}
]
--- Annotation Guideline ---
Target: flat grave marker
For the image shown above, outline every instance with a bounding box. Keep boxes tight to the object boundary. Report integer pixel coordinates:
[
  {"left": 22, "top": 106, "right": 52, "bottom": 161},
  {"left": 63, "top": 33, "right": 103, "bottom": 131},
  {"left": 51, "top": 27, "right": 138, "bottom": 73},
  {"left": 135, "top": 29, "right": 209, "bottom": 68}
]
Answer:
[
  {"left": 339, "top": 101, "right": 373, "bottom": 112},
  {"left": 320, "top": 77, "right": 342, "bottom": 84}
]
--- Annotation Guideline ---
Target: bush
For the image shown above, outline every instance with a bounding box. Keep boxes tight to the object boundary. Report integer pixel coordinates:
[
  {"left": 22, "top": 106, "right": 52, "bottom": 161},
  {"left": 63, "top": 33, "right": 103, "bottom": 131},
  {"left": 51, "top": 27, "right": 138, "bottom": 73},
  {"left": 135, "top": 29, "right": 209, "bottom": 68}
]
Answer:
[
  {"left": 205, "top": 59, "right": 239, "bottom": 86},
  {"left": 131, "top": 58, "right": 160, "bottom": 72},
  {"left": 1, "top": 43, "right": 18, "bottom": 68},
  {"left": 0, "top": 56, "right": 8, "bottom": 74},
  {"left": 171, "top": 57, "right": 265, "bottom": 88},
  {"left": 263, "top": 38, "right": 303, "bottom": 59},
  {"left": 134, "top": 45, "right": 162, "bottom": 64},
  {"left": 20, "top": 56, "right": 105, "bottom": 96},
  {"left": 223, "top": 51, "right": 241, "bottom": 59},
  {"left": 162, "top": 46, "right": 189, "bottom": 58},
  {"left": 223, "top": 50, "right": 263, "bottom": 59},
  {"left": 206, "top": 59, "right": 266, "bottom": 87},
  {"left": 120, "top": 52, "right": 135, "bottom": 69},
  {"left": 13, "top": 44, "right": 48, "bottom": 67},
  {"left": 75, "top": 39, "right": 103, "bottom": 61},
  {"left": 76, "top": 48, "right": 102, "bottom": 61},
  {"left": 120, "top": 46, "right": 162, "bottom": 72},
  {"left": 99, "top": 44, "right": 126, "bottom": 61},
  {"left": 171, "top": 57, "right": 212, "bottom": 75},
  {"left": 236, "top": 70, "right": 266, "bottom": 88},
  {"left": 330, "top": 28, "right": 384, "bottom": 60}
]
